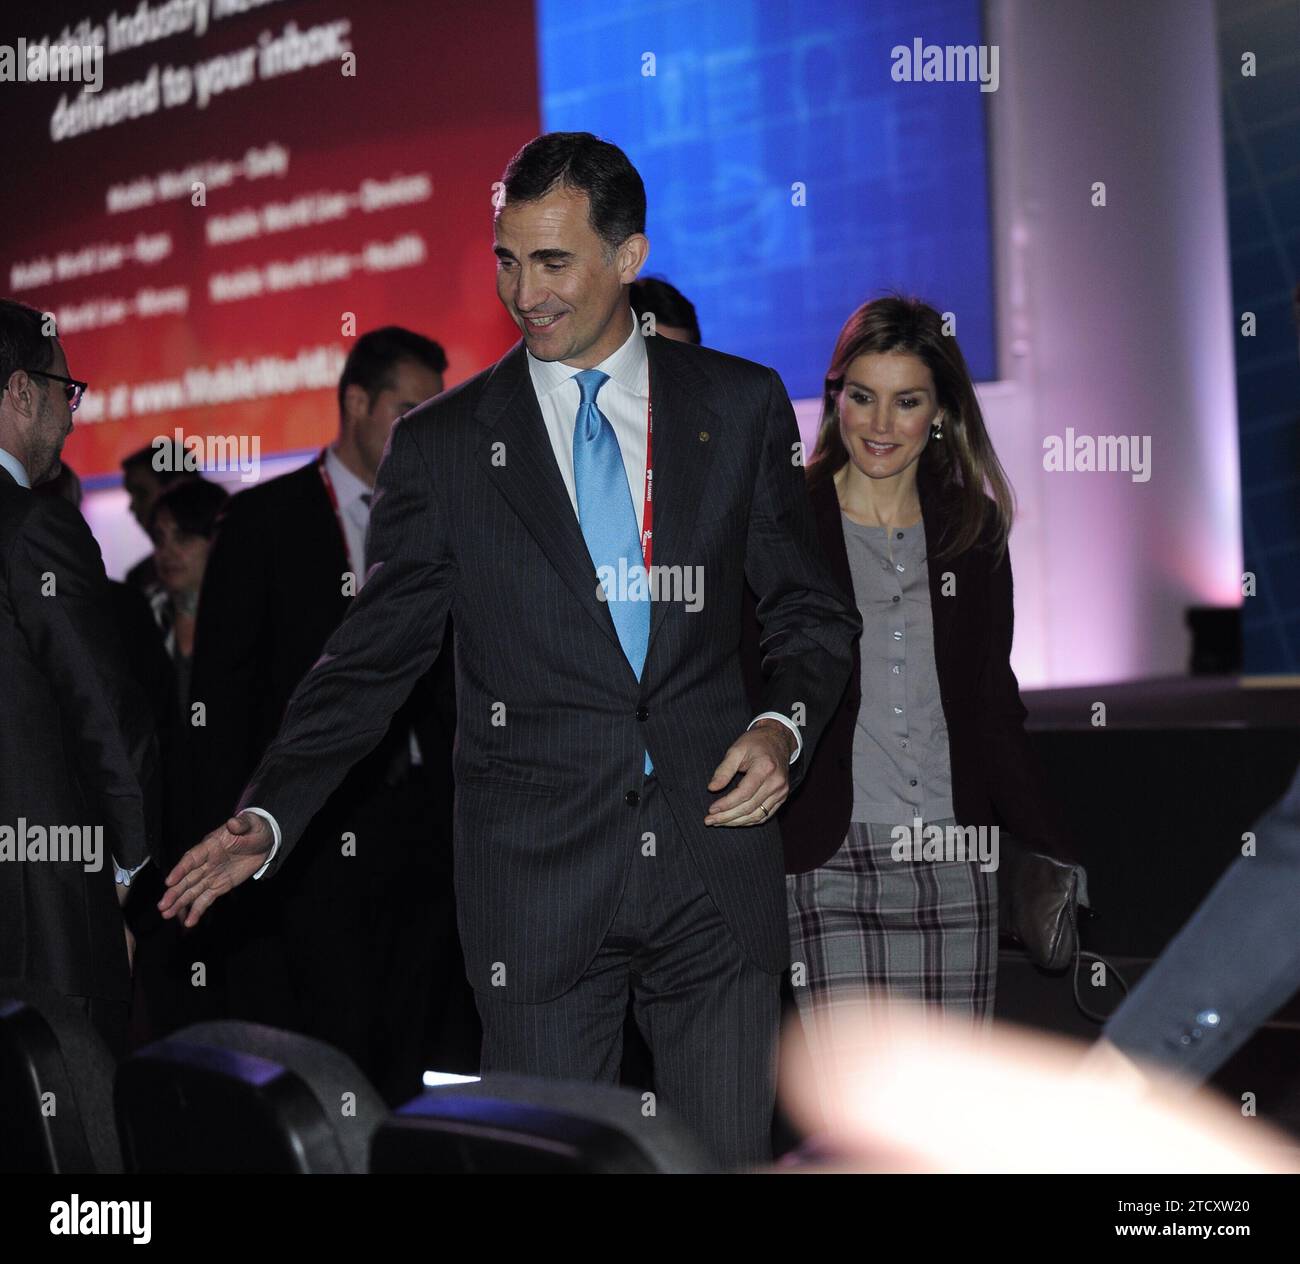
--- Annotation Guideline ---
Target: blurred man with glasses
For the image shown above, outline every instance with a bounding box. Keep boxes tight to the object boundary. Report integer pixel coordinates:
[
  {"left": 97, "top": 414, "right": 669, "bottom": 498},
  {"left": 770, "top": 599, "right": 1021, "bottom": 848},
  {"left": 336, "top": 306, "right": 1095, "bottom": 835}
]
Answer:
[{"left": 0, "top": 297, "right": 156, "bottom": 1055}]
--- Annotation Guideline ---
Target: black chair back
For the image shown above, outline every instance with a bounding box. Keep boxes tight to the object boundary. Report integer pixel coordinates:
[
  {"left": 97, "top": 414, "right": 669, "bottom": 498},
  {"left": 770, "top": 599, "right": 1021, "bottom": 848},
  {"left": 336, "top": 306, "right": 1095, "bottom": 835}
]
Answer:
[
  {"left": 371, "top": 1073, "right": 716, "bottom": 1173},
  {"left": 0, "top": 982, "right": 121, "bottom": 1174},
  {"left": 115, "top": 1021, "right": 388, "bottom": 1173}
]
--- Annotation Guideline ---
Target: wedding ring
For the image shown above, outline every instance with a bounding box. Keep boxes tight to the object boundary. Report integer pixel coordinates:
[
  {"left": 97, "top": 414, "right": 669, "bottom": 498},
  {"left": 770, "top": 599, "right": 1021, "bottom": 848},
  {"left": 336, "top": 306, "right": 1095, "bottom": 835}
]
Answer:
[{"left": 758, "top": 804, "right": 769, "bottom": 818}]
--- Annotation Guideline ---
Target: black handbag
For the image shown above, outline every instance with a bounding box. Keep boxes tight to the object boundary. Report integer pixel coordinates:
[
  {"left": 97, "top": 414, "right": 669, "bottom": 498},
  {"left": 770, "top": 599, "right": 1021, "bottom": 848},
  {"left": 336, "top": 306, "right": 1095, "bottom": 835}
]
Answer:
[{"left": 997, "top": 834, "right": 1127, "bottom": 1021}]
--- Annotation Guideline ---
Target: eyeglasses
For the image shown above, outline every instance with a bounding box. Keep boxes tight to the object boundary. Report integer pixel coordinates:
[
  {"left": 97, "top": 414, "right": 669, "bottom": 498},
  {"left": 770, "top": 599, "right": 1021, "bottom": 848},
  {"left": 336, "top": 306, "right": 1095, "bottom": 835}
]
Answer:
[{"left": 24, "top": 369, "right": 88, "bottom": 413}]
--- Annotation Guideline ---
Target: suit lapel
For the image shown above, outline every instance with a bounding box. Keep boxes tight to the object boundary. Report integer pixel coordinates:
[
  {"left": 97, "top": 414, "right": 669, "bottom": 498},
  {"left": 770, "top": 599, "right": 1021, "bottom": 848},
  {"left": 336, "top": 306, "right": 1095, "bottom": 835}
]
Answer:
[
  {"left": 473, "top": 336, "right": 722, "bottom": 678},
  {"left": 474, "top": 341, "right": 628, "bottom": 664},
  {"left": 808, "top": 462, "right": 852, "bottom": 596},
  {"left": 643, "top": 333, "right": 718, "bottom": 655}
]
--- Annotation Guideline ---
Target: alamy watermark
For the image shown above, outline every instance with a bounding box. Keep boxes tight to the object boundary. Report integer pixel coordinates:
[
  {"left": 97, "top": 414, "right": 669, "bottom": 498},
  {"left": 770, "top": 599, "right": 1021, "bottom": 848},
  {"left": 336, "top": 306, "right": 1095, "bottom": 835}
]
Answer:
[
  {"left": 891, "top": 39, "right": 999, "bottom": 93},
  {"left": 152, "top": 428, "right": 260, "bottom": 482},
  {"left": 595, "top": 560, "right": 704, "bottom": 612},
  {"left": 1043, "top": 429, "right": 1152, "bottom": 483},
  {"left": 50, "top": 1197, "right": 150, "bottom": 1244},
  {"left": 891, "top": 818, "right": 1000, "bottom": 873},
  {"left": 0, "top": 40, "right": 104, "bottom": 93},
  {"left": 1, "top": 820, "right": 103, "bottom": 873}
]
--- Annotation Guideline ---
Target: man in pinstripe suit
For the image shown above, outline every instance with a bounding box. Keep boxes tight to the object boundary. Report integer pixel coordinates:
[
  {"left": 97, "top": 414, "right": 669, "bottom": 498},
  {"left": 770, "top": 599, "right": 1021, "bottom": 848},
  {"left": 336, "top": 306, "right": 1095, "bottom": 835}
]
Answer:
[{"left": 160, "top": 133, "right": 860, "bottom": 1167}]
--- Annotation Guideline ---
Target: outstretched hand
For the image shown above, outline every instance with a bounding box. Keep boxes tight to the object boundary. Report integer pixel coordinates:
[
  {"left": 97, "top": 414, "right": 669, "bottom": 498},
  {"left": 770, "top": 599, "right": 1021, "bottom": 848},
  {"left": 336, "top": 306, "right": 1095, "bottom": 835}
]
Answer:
[{"left": 158, "top": 811, "right": 274, "bottom": 928}]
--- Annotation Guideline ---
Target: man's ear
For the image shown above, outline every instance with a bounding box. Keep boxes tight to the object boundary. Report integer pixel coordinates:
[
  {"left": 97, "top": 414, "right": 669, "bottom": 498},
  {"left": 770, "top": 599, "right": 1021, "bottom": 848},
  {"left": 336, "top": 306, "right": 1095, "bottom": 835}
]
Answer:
[
  {"left": 617, "top": 233, "right": 650, "bottom": 285},
  {"left": 341, "top": 382, "right": 370, "bottom": 427},
  {"left": 2, "top": 370, "right": 36, "bottom": 420}
]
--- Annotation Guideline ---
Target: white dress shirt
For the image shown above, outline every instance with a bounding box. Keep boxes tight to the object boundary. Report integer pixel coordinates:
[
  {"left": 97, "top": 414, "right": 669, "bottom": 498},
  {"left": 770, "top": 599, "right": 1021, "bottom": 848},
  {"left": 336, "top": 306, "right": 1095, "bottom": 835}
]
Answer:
[
  {"left": 0, "top": 446, "right": 31, "bottom": 487},
  {"left": 323, "top": 446, "right": 371, "bottom": 579},
  {"left": 527, "top": 310, "right": 651, "bottom": 535},
  {"left": 248, "top": 314, "right": 801, "bottom": 876}
]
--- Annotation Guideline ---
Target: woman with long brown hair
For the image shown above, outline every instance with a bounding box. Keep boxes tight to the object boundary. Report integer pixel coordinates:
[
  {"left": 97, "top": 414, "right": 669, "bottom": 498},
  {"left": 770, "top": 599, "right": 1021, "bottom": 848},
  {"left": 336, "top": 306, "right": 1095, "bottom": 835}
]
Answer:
[{"left": 760, "top": 294, "right": 1080, "bottom": 1052}]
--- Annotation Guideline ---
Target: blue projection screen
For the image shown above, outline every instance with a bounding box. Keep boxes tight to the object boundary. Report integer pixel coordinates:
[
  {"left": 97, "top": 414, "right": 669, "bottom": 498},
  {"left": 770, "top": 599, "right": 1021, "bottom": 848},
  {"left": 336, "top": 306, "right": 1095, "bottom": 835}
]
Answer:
[{"left": 538, "top": 0, "right": 997, "bottom": 397}]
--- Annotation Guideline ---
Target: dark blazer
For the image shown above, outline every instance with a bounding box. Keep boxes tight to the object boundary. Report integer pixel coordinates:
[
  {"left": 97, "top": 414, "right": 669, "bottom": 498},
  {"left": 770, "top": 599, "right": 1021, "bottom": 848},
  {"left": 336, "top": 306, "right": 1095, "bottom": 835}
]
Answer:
[
  {"left": 237, "top": 333, "right": 861, "bottom": 1002},
  {"left": 189, "top": 459, "right": 454, "bottom": 848},
  {"left": 0, "top": 465, "right": 156, "bottom": 1003},
  {"left": 742, "top": 457, "right": 1079, "bottom": 874}
]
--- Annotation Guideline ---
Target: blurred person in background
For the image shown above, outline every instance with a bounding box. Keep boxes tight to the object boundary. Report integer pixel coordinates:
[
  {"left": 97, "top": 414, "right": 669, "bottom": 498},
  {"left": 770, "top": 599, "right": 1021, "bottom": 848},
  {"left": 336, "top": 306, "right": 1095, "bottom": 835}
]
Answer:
[
  {"left": 105, "top": 476, "right": 232, "bottom": 1046},
  {"left": 40, "top": 466, "right": 228, "bottom": 1044},
  {"left": 187, "top": 326, "right": 470, "bottom": 1103},
  {"left": 145, "top": 478, "right": 230, "bottom": 715},
  {"left": 630, "top": 275, "right": 701, "bottom": 345},
  {"left": 120, "top": 443, "right": 199, "bottom": 593}
]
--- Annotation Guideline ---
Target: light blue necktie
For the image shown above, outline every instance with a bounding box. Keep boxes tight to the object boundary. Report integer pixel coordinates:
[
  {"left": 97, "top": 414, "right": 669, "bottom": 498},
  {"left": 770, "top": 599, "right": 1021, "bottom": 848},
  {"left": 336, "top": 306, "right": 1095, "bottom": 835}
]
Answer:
[{"left": 572, "top": 369, "right": 652, "bottom": 775}]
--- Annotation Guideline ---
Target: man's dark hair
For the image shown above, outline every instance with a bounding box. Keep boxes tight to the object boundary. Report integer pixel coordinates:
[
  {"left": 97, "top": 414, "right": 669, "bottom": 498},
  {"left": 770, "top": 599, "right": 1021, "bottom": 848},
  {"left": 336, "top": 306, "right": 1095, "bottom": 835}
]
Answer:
[
  {"left": 0, "top": 298, "right": 57, "bottom": 394},
  {"left": 121, "top": 443, "right": 192, "bottom": 486},
  {"left": 501, "top": 132, "right": 646, "bottom": 252},
  {"left": 147, "top": 477, "right": 229, "bottom": 539},
  {"left": 337, "top": 326, "right": 448, "bottom": 416},
  {"left": 630, "top": 277, "right": 701, "bottom": 344}
]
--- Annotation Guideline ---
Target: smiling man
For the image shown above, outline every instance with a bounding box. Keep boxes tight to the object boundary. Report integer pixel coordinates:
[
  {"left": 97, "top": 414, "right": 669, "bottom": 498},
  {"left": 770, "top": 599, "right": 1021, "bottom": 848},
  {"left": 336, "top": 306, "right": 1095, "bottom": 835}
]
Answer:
[{"left": 160, "top": 133, "right": 860, "bottom": 1167}]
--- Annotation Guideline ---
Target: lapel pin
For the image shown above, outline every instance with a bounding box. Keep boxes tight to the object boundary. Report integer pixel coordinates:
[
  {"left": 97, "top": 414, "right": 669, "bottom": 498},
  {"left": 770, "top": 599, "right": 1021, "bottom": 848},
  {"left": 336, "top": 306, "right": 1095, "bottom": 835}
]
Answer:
[{"left": 698, "top": 431, "right": 709, "bottom": 442}]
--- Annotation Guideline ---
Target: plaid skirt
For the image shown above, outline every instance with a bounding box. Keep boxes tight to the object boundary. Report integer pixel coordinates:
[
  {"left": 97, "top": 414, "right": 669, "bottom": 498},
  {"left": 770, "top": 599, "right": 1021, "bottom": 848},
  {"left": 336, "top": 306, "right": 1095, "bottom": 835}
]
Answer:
[{"left": 786, "top": 818, "right": 998, "bottom": 1048}]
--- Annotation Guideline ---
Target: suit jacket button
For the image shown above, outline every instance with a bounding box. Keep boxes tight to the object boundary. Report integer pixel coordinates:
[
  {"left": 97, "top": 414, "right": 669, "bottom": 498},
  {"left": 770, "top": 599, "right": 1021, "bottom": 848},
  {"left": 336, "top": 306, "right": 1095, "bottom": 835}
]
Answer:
[
  {"left": 636, "top": 706, "right": 649, "bottom": 721},
  {"left": 625, "top": 790, "right": 640, "bottom": 806}
]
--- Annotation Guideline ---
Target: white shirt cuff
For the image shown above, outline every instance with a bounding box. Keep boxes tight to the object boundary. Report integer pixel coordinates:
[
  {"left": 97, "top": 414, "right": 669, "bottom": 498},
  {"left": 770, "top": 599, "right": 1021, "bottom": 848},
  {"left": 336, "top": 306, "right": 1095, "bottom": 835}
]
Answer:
[
  {"left": 113, "top": 858, "right": 149, "bottom": 886},
  {"left": 748, "top": 712, "right": 802, "bottom": 763},
  {"left": 242, "top": 807, "right": 283, "bottom": 879}
]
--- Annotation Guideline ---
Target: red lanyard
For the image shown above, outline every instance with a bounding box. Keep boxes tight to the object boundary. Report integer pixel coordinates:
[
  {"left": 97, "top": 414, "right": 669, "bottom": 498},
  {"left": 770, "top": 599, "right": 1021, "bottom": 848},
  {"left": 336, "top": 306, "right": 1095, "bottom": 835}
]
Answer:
[
  {"left": 640, "top": 363, "right": 654, "bottom": 570},
  {"left": 317, "top": 449, "right": 355, "bottom": 569}
]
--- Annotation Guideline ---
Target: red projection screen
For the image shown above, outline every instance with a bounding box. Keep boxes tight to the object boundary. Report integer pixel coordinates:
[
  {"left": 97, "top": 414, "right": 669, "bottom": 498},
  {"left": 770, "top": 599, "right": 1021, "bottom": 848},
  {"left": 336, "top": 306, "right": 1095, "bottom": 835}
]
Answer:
[{"left": 1, "top": 0, "right": 538, "bottom": 479}]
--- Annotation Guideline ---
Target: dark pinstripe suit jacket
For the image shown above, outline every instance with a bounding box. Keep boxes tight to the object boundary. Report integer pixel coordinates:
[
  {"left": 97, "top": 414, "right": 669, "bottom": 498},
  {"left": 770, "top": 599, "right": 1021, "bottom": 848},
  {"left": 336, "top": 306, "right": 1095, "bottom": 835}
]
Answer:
[{"left": 239, "top": 332, "right": 861, "bottom": 1001}]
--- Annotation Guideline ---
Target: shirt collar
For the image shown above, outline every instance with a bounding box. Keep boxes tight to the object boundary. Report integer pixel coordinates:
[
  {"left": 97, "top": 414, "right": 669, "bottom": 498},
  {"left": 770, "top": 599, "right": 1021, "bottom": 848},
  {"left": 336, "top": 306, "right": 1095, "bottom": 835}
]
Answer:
[
  {"left": 526, "top": 307, "right": 647, "bottom": 401},
  {"left": 0, "top": 447, "right": 31, "bottom": 488},
  {"left": 324, "top": 446, "right": 371, "bottom": 508}
]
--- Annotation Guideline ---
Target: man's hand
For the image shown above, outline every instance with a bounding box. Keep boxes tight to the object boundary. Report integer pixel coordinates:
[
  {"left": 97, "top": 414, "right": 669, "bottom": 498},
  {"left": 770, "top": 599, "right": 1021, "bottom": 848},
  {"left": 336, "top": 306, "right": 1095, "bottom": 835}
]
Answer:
[
  {"left": 705, "top": 719, "right": 796, "bottom": 826},
  {"left": 157, "top": 812, "right": 274, "bottom": 928}
]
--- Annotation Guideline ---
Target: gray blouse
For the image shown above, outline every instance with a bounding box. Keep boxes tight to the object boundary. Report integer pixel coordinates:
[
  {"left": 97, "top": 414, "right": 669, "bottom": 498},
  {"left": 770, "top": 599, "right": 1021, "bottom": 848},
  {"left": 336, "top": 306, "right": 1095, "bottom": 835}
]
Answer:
[{"left": 841, "top": 511, "right": 955, "bottom": 824}]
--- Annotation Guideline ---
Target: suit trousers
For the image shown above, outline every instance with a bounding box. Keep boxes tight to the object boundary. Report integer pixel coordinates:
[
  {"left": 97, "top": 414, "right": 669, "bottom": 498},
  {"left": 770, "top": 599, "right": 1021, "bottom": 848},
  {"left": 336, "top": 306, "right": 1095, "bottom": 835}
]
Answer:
[{"left": 473, "top": 774, "right": 781, "bottom": 1170}]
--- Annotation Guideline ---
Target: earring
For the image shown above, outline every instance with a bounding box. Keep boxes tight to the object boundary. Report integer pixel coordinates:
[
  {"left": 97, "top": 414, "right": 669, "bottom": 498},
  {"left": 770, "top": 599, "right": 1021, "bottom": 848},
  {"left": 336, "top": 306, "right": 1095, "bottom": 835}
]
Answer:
[{"left": 931, "top": 416, "right": 944, "bottom": 440}]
